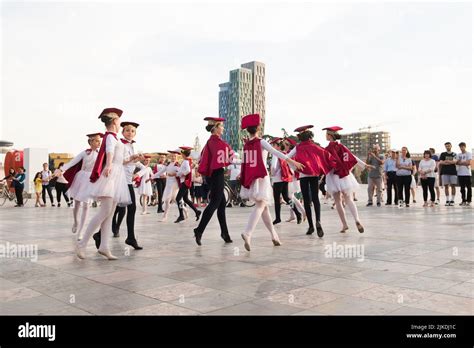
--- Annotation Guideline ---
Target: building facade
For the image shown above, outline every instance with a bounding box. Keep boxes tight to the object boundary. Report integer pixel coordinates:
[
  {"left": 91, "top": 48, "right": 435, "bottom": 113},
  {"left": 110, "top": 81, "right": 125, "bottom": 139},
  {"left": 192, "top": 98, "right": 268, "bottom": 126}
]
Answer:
[
  {"left": 340, "top": 131, "right": 391, "bottom": 159},
  {"left": 219, "top": 61, "right": 266, "bottom": 152}
]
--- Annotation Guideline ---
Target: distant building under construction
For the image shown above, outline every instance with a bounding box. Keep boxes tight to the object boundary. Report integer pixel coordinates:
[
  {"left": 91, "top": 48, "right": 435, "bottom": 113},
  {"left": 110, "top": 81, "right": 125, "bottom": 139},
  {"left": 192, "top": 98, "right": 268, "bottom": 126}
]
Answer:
[{"left": 340, "top": 131, "right": 391, "bottom": 159}]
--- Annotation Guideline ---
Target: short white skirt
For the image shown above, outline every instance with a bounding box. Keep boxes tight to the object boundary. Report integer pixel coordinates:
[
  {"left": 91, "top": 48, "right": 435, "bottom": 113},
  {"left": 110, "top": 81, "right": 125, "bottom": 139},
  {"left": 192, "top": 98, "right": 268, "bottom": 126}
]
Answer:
[
  {"left": 138, "top": 180, "right": 153, "bottom": 196},
  {"left": 326, "top": 169, "right": 359, "bottom": 195},
  {"left": 67, "top": 170, "right": 93, "bottom": 203},
  {"left": 87, "top": 164, "right": 132, "bottom": 207},
  {"left": 240, "top": 176, "right": 273, "bottom": 204},
  {"left": 410, "top": 175, "right": 417, "bottom": 189},
  {"left": 288, "top": 179, "right": 301, "bottom": 196},
  {"left": 163, "top": 178, "right": 179, "bottom": 202}
]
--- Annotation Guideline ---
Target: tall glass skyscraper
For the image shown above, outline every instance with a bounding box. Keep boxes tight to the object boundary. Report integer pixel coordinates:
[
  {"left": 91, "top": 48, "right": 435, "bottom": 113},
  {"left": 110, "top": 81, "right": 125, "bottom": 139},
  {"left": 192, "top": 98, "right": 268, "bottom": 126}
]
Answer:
[{"left": 219, "top": 61, "right": 266, "bottom": 152}]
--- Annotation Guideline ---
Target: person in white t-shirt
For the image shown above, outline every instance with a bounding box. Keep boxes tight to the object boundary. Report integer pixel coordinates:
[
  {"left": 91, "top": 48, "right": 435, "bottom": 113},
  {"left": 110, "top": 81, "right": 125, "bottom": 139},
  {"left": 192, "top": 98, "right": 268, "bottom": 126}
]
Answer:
[
  {"left": 227, "top": 153, "right": 242, "bottom": 207},
  {"left": 456, "top": 142, "right": 472, "bottom": 206}
]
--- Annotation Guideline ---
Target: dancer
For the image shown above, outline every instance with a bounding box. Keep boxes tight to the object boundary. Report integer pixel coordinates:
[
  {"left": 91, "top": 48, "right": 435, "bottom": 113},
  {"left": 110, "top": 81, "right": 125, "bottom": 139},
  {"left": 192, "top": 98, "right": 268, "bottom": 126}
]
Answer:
[
  {"left": 138, "top": 155, "right": 153, "bottom": 215},
  {"left": 281, "top": 137, "right": 306, "bottom": 223},
  {"left": 154, "top": 153, "right": 168, "bottom": 213},
  {"left": 62, "top": 132, "right": 103, "bottom": 239},
  {"left": 193, "top": 117, "right": 233, "bottom": 246},
  {"left": 154, "top": 150, "right": 181, "bottom": 222},
  {"left": 269, "top": 137, "right": 302, "bottom": 225},
  {"left": 323, "top": 126, "right": 373, "bottom": 233},
  {"left": 93, "top": 121, "right": 145, "bottom": 250},
  {"left": 287, "top": 125, "right": 337, "bottom": 237},
  {"left": 76, "top": 107, "right": 131, "bottom": 260},
  {"left": 240, "top": 114, "right": 304, "bottom": 251},
  {"left": 174, "top": 146, "right": 202, "bottom": 223}
]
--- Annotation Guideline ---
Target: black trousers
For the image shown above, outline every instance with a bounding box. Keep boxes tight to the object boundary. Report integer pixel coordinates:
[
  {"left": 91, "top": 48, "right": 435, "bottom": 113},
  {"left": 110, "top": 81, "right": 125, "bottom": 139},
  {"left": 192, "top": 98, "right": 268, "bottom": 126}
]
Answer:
[
  {"left": 42, "top": 184, "right": 54, "bottom": 204},
  {"left": 300, "top": 176, "right": 321, "bottom": 228},
  {"left": 396, "top": 175, "right": 412, "bottom": 204},
  {"left": 55, "top": 182, "right": 70, "bottom": 204},
  {"left": 420, "top": 178, "right": 435, "bottom": 202},
  {"left": 156, "top": 178, "right": 166, "bottom": 211},
  {"left": 112, "top": 184, "right": 137, "bottom": 241},
  {"left": 176, "top": 185, "right": 199, "bottom": 219},
  {"left": 15, "top": 186, "right": 24, "bottom": 205},
  {"left": 273, "top": 181, "right": 300, "bottom": 221},
  {"left": 195, "top": 168, "right": 229, "bottom": 237},
  {"left": 386, "top": 172, "right": 398, "bottom": 204},
  {"left": 319, "top": 176, "right": 327, "bottom": 196},
  {"left": 459, "top": 176, "right": 472, "bottom": 202}
]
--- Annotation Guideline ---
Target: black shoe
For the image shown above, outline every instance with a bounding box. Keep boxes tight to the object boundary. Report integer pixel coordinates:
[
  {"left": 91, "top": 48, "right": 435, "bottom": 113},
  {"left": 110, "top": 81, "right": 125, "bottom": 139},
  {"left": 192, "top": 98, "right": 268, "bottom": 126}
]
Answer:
[
  {"left": 157, "top": 208, "right": 164, "bottom": 213},
  {"left": 93, "top": 232, "right": 101, "bottom": 250},
  {"left": 226, "top": 203, "right": 232, "bottom": 208},
  {"left": 174, "top": 216, "right": 185, "bottom": 224},
  {"left": 296, "top": 212, "right": 302, "bottom": 224},
  {"left": 385, "top": 203, "right": 391, "bottom": 206},
  {"left": 125, "top": 239, "right": 143, "bottom": 250},
  {"left": 316, "top": 221, "right": 324, "bottom": 238},
  {"left": 113, "top": 229, "right": 120, "bottom": 238},
  {"left": 239, "top": 203, "right": 246, "bottom": 207},
  {"left": 366, "top": 203, "right": 373, "bottom": 207},
  {"left": 377, "top": 202, "right": 381, "bottom": 207},
  {"left": 306, "top": 226, "right": 315, "bottom": 235},
  {"left": 52, "top": 204, "right": 56, "bottom": 207},
  {"left": 57, "top": 203, "right": 61, "bottom": 207},
  {"left": 272, "top": 219, "right": 281, "bottom": 225},
  {"left": 194, "top": 228, "right": 202, "bottom": 246},
  {"left": 195, "top": 210, "right": 202, "bottom": 221},
  {"left": 221, "top": 233, "right": 233, "bottom": 243}
]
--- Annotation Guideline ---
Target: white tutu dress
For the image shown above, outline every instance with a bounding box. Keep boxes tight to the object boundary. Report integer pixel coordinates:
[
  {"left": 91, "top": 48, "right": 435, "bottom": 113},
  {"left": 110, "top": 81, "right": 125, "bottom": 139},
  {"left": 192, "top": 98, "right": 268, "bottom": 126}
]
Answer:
[
  {"left": 288, "top": 176, "right": 301, "bottom": 196},
  {"left": 62, "top": 149, "right": 98, "bottom": 203},
  {"left": 325, "top": 169, "right": 360, "bottom": 195},
  {"left": 138, "top": 166, "right": 153, "bottom": 196},
  {"left": 88, "top": 134, "right": 131, "bottom": 207},
  {"left": 240, "top": 139, "right": 289, "bottom": 205},
  {"left": 155, "top": 163, "right": 180, "bottom": 203}
]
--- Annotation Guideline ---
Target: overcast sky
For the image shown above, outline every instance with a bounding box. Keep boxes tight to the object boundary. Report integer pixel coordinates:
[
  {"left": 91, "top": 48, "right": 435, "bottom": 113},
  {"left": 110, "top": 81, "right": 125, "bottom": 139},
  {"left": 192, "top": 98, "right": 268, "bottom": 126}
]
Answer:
[{"left": 1, "top": 0, "right": 472, "bottom": 155}]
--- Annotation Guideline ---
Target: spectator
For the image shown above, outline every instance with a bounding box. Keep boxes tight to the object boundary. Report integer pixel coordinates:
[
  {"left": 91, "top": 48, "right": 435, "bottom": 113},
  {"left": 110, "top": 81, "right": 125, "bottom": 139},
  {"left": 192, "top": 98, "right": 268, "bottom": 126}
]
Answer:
[
  {"left": 54, "top": 162, "right": 72, "bottom": 207},
  {"left": 1, "top": 168, "right": 16, "bottom": 189},
  {"left": 456, "top": 142, "right": 472, "bottom": 206},
  {"left": 33, "top": 172, "right": 45, "bottom": 207},
  {"left": 429, "top": 148, "right": 441, "bottom": 205},
  {"left": 41, "top": 163, "right": 55, "bottom": 206},
  {"left": 12, "top": 167, "right": 26, "bottom": 207},
  {"left": 410, "top": 163, "right": 418, "bottom": 204},
  {"left": 439, "top": 142, "right": 458, "bottom": 206},
  {"left": 226, "top": 153, "right": 242, "bottom": 207},
  {"left": 366, "top": 144, "right": 385, "bottom": 207},
  {"left": 383, "top": 149, "right": 398, "bottom": 205},
  {"left": 193, "top": 169, "right": 204, "bottom": 207},
  {"left": 418, "top": 150, "right": 436, "bottom": 207},
  {"left": 396, "top": 147, "right": 414, "bottom": 208}
]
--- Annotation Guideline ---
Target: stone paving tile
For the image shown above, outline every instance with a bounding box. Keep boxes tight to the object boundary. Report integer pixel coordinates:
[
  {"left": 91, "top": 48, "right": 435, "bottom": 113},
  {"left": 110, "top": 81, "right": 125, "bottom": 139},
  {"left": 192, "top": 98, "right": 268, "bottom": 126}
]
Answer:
[
  {"left": 0, "top": 184, "right": 471, "bottom": 315},
  {"left": 266, "top": 287, "right": 343, "bottom": 309}
]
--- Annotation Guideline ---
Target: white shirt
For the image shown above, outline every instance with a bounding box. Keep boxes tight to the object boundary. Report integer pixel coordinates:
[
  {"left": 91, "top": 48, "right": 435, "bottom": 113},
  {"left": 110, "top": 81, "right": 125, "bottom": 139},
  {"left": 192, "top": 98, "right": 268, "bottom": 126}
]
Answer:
[
  {"left": 457, "top": 151, "right": 472, "bottom": 176},
  {"left": 176, "top": 159, "right": 191, "bottom": 184},
  {"left": 154, "top": 163, "right": 166, "bottom": 178},
  {"left": 55, "top": 167, "right": 68, "bottom": 184},
  {"left": 228, "top": 158, "right": 241, "bottom": 181},
  {"left": 270, "top": 156, "right": 283, "bottom": 183},
  {"left": 62, "top": 149, "right": 99, "bottom": 173},
  {"left": 247, "top": 139, "right": 288, "bottom": 176},
  {"left": 41, "top": 170, "right": 52, "bottom": 184},
  {"left": 122, "top": 140, "right": 145, "bottom": 184},
  {"left": 154, "top": 162, "right": 180, "bottom": 181},
  {"left": 418, "top": 159, "right": 436, "bottom": 178}
]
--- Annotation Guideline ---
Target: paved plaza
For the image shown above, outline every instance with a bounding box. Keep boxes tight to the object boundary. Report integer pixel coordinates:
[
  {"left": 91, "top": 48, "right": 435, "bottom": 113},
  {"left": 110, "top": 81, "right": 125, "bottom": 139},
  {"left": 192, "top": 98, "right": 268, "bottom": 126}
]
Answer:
[{"left": 0, "top": 185, "right": 472, "bottom": 316}]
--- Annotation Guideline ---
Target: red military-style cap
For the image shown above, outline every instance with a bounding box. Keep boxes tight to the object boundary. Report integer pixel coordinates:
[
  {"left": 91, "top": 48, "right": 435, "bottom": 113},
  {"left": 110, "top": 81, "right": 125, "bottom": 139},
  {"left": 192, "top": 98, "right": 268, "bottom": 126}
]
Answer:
[
  {"left": 86, "top": 132, "right": 104, "bottom": 138},
  {"left": 167, "top": 149, "right": 181, "bottom": 154},
  {"left": 143, "top": 154, "right": 152, "bottom": 159},
  {"left": 322, "top": 126, "right": 343, "bottom": 132},
  {"left": 241, "top": 114, "right": 261, "bottom": 130},
  {"left": 121, "top": 121, "right": 140, "bottom": 128},
  {"left": 294, "top": 125, "right": 314, "bottom": 133},
  {"left": 157, "top": 152, "right": 168, "bottom": 156},
  {"left": 204, "top": 117, "right": 225, "bottom": 122},
  {"left": 284, "top": 137, "right": 297, "bottom": 146},
  {"left": 270, "top": 137, "right": 282, "bottom": 145},
  {"left": 98, "top": 108, "right": 123, "bottom": 118},
  {"left": 179, "top": 146, "right": 193, "bottom": 151}
]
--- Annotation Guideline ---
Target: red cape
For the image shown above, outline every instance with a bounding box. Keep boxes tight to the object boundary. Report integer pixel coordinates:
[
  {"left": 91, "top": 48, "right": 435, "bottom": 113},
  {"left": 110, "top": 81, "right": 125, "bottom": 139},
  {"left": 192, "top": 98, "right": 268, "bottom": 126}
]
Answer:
[
  {"left": 90, "top": 132, "right": 117, "bottom": 183},
  {"left": 184, "top": 158, "right": 193, "bottom": 188},
  {"left": 63, "top": 149, "right": 92, "bottom": 189},
  {"left": 279, "top": 157, "right": 293, "bottom": 183},
  {"left": 325, "top": 141, "right": 358, "bottom": 178},
  {"left": 294, "top": 140, "right": 337, "bottom": 177},
  {"left": 198, "top": 135, "right": 232, "bottom": 177},
  {"left": 240, "top": 138, "right": 267, "bottom": 189}
]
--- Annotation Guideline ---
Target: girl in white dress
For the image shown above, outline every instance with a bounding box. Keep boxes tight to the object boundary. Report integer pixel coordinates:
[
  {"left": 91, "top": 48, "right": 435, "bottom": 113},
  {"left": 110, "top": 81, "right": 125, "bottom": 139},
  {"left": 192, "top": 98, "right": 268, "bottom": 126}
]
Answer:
[
  {"left": 239, "top": 114, "right": 304, "bottom": 251},
  {"left": 137, "top": 155, "right": 153, "bottom": 215},
  {"left": 62, "top": 133, "right": 102, "bottom": 240},
  {"left": 76, "top": 108, "right": 131, "bottom": 260},
  {"left": 154, "top": 151, "right": 182, "bottom": 222}
]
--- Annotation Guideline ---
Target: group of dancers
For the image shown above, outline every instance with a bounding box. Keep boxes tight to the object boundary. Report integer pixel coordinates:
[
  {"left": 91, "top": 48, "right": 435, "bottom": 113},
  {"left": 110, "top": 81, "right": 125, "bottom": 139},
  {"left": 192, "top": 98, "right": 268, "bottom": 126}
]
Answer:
[{"left": 62, "top": 107, "right": 372, "bottom": 260}]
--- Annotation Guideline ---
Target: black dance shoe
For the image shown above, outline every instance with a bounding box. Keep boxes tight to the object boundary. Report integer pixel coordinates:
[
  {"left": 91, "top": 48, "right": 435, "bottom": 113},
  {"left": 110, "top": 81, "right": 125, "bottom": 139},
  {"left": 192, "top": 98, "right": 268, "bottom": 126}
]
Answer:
[
  {"left": 306, "top": 226, "right": 315, "bottom": 235},
  {"left": 93, "top": 232, "right": 101, "bottom": 249},
  {"left": 194, "top": 228, "right": 202, "bottom": 246},
  {"left": 316, "top": 221, "right": 324, "bottom": 238},
  {"left": 174, "top": 216, "right": 185, "bottom": 224},
  {"left": 221, "top": 233, "right": 233, "bottom": 243},
  {"left": 272, "top": 219, "right": 281, "bottom": 225},
  {"left": 296, "top": 212, "right": 302, "bottom": 225},
  {"left": 125, "top": 239, "right": 143, "bottom": 250},
  {"left": 195, "top": 210, "right": 202, "bottom": 221}
]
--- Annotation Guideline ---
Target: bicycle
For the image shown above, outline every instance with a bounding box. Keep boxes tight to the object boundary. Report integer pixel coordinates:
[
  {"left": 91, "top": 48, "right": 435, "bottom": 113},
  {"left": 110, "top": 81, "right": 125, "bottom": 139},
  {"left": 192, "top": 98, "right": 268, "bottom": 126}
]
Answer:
[
  {"left": 0, "top": 181, "right": 29, "bottom": 206},
  {"left": 207, "top": 180, "right": 254, "bottom": 208}
]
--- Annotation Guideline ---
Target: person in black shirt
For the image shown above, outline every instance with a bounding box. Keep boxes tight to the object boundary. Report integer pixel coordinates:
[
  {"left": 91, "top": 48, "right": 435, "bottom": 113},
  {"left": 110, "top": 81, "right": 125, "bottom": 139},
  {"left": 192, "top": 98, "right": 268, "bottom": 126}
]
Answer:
[{"left": 439, "top": 142, "right": 457, "bottom": 206}]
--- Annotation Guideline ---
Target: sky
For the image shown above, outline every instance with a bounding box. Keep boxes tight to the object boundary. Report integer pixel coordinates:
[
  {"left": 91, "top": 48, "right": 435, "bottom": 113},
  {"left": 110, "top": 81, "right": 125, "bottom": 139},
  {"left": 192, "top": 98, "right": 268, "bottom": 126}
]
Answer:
[{"left": 1, "top": 0, "right": 472, "bottom": 155}]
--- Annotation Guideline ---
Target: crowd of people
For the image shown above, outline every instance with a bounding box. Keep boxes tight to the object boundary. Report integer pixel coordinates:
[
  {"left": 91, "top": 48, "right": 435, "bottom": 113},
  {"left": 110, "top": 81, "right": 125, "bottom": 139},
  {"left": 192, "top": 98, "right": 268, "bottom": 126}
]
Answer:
[{"left": 0, "top": 107, "right": 471, "bottom": 259}]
